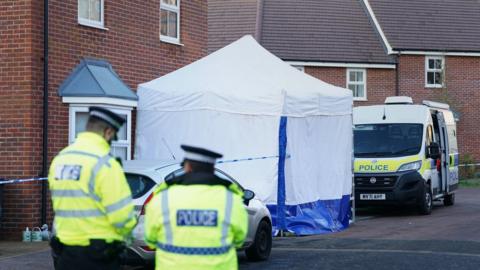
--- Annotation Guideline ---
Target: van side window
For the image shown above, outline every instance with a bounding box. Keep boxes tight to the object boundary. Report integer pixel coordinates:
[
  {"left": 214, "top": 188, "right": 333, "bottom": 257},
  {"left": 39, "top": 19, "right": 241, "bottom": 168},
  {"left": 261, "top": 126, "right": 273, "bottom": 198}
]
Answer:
[
  {"left": 447, "top": 125, "right": 458, "bottom": 154},
  {"left": 426, "top": 125, "right": 434, "bottom": 146}
]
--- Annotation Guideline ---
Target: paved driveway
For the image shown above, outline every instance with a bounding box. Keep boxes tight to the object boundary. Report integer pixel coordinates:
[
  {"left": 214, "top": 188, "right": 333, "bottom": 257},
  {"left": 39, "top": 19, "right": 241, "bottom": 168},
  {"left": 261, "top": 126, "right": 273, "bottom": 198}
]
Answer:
[
  {"left": 239, "top": 188, "right": 480, "bottom": 270},
  {"left": 1, "top": 188, "right": 479, "bottom": 270}
]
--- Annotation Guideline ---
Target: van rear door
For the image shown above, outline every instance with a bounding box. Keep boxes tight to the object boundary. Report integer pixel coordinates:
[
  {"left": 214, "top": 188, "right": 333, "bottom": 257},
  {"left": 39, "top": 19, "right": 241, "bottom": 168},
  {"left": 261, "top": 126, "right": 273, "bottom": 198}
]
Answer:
[{"left": 436, "top": 111, "right": 450, "bottom": 194}]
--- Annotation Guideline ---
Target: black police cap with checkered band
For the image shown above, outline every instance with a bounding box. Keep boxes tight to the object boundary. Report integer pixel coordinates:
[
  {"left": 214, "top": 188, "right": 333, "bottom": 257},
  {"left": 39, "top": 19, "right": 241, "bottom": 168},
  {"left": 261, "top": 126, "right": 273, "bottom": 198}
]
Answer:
[
  {"left": 89, "top": 106, "right": 125, "bottom": 131},
  {"left": 181, "top": 145, "right": 223, "bottom": 164}
]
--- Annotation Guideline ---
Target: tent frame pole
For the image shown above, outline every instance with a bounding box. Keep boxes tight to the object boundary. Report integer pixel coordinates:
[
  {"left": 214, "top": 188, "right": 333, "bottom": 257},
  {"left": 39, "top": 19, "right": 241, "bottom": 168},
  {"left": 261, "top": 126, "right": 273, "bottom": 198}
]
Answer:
[
  {"left": 277, "top": 116, "right": 288, "bottom": 235},
  {"left": 351, "top": 115, "right": 356, "bottom": 223}
]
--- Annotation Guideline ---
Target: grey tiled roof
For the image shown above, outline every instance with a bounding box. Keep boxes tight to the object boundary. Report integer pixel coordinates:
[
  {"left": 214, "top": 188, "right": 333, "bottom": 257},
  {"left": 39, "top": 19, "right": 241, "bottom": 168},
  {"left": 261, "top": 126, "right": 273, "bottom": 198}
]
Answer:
[
  {"left": 58, "top": 58, "right": 138, "bottom": 100},
  {"left": 369, "top": 0, "right": 480, "bottom": 52},
  {"left": 208, "top": 0, "right": 480, "bottom": 64},
  {"left": 260, "top": 0, "right": 395, "bottom": 64},
  {"left": 208, "top": 0, "right": 259, "bottom": 53}
]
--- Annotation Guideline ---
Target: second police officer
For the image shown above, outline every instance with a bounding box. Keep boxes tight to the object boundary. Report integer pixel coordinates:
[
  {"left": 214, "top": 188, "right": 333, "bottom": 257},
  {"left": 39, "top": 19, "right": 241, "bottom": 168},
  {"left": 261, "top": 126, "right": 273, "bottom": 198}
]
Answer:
[
  {"left": 48, "top": 107, "right": 136, "bottom": 270},
  {"left": 144, "top": 145, "right": 248, "bottom": 270}
]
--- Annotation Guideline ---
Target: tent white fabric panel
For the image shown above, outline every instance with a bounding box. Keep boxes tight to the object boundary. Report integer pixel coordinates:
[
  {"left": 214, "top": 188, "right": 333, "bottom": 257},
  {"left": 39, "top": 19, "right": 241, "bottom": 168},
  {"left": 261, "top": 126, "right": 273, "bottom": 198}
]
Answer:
[
  {"left": 135, "top": 35, "right": 353, "bottom": 235},
  {"left": 285, "top": 115, "right": 353, "bottom": 204},
  {"left": 135, "top": 110, "right": 280, "bottom": 203},
  {"left": 138, "top": 36, "right": 351, "bottom": 117}
]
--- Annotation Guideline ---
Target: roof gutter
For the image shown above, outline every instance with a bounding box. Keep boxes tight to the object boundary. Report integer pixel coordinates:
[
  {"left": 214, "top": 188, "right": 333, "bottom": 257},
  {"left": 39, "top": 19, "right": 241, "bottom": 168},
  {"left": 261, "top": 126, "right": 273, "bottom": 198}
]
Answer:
[
  {"left": 395, "top": 54, "right": 400, "bottom": 96},
  {"left": 389, "top": 50, "right": 480, "bottom": 57},
  {"left": 254, "top": 0, "right": 264, "bottom": 41},
  {"left": 41, "top": 0, "right": 49, "bottom": 226},
  {"left": 286, "top": 61, "right": 396, "bottom": 69}
]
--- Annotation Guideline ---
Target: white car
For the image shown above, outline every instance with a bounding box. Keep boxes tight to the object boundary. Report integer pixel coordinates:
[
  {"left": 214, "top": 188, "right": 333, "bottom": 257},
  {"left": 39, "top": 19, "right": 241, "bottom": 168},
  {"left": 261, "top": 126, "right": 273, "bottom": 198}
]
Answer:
[{"left": 120, "top": 160, "right": 272, "bottom": 267}]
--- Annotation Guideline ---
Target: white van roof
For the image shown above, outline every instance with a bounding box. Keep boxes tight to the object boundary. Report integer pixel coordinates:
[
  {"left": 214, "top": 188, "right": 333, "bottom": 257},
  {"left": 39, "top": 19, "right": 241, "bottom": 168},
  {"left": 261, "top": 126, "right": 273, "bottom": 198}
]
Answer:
[
  {"left": 354, "top": 104, "right": 430, "bottom": 125},
  {"left": 385, "top": 96, "right": 413, "bottom": 104},
  {"left": 422, "top": 100, "right": 450, "bottom": 110}
]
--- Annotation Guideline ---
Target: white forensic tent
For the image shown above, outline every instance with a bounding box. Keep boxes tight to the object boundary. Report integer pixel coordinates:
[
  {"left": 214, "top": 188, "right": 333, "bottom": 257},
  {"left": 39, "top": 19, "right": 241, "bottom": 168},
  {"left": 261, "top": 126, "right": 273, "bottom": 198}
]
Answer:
[{"left": 135, "top": 36, "right": 353, "bottom": 235}]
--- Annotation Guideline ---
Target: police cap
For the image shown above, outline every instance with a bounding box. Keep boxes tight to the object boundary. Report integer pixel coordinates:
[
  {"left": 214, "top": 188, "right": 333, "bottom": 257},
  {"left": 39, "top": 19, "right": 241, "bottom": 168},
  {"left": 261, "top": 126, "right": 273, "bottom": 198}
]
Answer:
[
  {"left": 181, "top": 145, "right": 223, "bottom": 164},
  {"left": 89, "top": 106, "right": 125, "bottom": 131}
]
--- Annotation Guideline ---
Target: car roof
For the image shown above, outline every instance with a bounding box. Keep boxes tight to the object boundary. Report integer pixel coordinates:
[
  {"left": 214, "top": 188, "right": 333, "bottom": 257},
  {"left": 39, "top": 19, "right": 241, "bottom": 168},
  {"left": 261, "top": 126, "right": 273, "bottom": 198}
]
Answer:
[
  {"left": 123, "top": 159, "right": 179, "bottom": 172},
  {"left": 123, "top": 160, "right": 247, "bottom": 191}
]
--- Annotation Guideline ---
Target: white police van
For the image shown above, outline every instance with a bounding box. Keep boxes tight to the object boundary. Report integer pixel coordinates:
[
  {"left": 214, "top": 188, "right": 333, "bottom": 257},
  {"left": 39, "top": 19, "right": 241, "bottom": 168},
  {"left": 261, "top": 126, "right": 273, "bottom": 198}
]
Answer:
[{"left": 353, "top": 96, "right": 459, "bottom": 214}]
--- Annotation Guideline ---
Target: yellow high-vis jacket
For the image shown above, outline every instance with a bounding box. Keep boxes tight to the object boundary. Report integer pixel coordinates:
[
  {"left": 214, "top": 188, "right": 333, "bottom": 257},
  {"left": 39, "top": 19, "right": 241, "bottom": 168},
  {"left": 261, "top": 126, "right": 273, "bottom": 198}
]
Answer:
[
  {"left": 48, "top": 132, "right": 136, "bottom": 246},
  {"left": 144, "top": 172, "right": 248, "bottom": 270}
]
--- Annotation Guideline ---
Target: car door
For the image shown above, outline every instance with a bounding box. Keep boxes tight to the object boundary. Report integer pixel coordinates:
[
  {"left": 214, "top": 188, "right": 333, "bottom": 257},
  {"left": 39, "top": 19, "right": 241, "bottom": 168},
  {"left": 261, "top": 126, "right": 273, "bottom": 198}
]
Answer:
[
  {"left": 214, "top": 169, "right": 257, "bottom": 237},
  {"left": 125, "top": 173, "right": 156, "bottom": 216},
  {"left": 164, "top": 168, "right": 258, "bottom": 243}
]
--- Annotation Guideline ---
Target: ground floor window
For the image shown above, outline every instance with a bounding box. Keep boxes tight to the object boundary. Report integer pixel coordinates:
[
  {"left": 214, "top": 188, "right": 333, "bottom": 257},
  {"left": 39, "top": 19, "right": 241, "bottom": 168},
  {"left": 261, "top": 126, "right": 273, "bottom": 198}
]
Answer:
[{"left": 69, "top": 105, "right": 133, "bottom": 160}]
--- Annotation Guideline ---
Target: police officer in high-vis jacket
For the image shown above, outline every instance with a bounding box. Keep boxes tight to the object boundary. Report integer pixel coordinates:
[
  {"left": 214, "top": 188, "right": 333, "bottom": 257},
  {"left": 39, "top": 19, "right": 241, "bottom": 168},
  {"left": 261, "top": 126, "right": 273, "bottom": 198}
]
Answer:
[
  {"left": 144, "top": 145, "right": 248, "bottom": 270},
  {"left": 48, "top": 107, "right": 136, "bottom": 270}
]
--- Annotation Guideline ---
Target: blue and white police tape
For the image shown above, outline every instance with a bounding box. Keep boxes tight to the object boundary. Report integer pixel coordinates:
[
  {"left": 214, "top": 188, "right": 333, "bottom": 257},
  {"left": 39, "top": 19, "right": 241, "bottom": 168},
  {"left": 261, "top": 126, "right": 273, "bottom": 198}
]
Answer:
[
  {"left": 0, "top": 155, "right": 291, "bottom": 184},
  {"left": 459, "top": 163, "right": 480, "bottom": 167},
  {"left": 216, "top": 154, "right": 291, "bottom": 164},
  {"left": 0, "top": 177, "right": 48, "bottom": 185}
]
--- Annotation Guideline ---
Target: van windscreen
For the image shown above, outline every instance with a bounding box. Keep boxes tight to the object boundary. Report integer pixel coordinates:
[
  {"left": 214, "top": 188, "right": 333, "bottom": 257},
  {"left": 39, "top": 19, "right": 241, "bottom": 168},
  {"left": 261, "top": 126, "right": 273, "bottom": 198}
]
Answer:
[{"left": 354, "top": 124, "right": 423, "bottom": 158}]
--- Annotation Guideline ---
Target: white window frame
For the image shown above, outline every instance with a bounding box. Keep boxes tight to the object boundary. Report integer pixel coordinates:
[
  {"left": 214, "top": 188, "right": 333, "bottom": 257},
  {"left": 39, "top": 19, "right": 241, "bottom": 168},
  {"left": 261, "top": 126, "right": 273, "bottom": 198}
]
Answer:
[
  {"left": 68, "top": 104, "right": 133, "bottom": 160},
  {"left": 160, "top": 0, "right": 181, "bottom": 45},
  {"left": 347, "top": 68, "right": 367, "bottom": 101},
  {"left": 425, "top": 56, "right": 444, "bottom": 88},
  {"left": 78, "top": 0, "right": 106, "bottom": 30}
]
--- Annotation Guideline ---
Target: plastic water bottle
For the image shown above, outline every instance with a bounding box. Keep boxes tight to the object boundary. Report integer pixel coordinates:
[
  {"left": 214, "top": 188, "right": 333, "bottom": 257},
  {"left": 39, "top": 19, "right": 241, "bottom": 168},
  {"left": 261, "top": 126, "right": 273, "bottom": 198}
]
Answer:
[
  {"left": 22, "top": 227, "right": 31, "bottom": 242},
  {"left": 41, "top": 224, "right": 50, "bottom": 241},
  {"left": 31, "top": 227, "right": 43, "bottom": 242}
]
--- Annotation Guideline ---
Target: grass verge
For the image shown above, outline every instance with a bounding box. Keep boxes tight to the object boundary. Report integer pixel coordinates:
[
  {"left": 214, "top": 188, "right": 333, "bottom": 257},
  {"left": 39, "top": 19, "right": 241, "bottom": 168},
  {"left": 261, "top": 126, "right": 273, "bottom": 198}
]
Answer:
[{"left": 459, "top": 178, "right": 480, "bottom": 188}]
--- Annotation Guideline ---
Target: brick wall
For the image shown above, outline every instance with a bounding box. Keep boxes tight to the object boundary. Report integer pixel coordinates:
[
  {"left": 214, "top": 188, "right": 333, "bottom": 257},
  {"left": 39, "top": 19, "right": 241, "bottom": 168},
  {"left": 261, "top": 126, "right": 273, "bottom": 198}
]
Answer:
[
  {"left": 305, "top": 56, "right": 480, "bottom": 162},
  {"left": 0, "top": 0, "right": 207, "bottom": 239},
  {"left": 305, "top": 66, "right": 396, "bottom": 106},
  {"left": 0, "top": 0, "right": 45, "bottom": 240},
  {"left": 397, "top": 55, "right": 480, "bottom": 160}
]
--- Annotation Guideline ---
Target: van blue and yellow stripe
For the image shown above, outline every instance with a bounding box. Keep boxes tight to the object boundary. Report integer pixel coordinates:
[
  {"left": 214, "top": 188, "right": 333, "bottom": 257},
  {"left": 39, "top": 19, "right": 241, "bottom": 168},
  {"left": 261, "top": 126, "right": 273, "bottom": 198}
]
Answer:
[{"left": 450, "top": 153, "right": 459, "bottom": 167}]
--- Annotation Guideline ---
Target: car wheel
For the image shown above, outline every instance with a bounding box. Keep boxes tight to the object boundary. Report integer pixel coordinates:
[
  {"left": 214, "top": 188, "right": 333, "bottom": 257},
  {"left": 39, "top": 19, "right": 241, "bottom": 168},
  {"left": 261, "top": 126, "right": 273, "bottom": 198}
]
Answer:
[
  {"left": 444, "top": 193, "right": 455, "bottom": 206},
  {"left": 245, "top": 220, "right": 272, "bottom": 261},
  {"left": 418, "top": 184, "right": 433, "bottom": 215}
]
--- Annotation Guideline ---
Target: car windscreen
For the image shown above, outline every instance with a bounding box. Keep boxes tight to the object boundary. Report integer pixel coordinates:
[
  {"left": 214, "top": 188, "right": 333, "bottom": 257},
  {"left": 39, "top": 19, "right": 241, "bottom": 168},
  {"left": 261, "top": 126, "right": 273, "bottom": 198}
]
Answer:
[
  {"left": 126, "top": 173, "right": 156, "bottom": 199},
  {"left": 354, "top": 124, "right": 423, "bottom": 158}
]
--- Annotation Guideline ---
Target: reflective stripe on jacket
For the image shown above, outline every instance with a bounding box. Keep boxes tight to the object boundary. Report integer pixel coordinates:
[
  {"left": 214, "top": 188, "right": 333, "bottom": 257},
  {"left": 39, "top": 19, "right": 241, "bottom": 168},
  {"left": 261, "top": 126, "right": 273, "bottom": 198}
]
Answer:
[
  {"left": 144, "top": 174, "right": 248, "bottom": 270},
  {"left": 48, "top": 132, "right": 136, "bottom": 246}
]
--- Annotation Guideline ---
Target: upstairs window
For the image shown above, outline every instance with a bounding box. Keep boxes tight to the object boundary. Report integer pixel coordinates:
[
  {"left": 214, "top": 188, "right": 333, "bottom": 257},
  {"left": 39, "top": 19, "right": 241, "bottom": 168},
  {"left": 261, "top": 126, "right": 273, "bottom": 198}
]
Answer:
[
  {"left": 160, "top": 0, "right": 180, "bottom": 44},
  {"left": 78, "top": 0, "right": 104, "bottom": 28},
  {"left": 347, "top": 69, "right": 367, "bottom": 101},
  {"left": 425, "top": 56, "right": 444, "bottom": 88}
]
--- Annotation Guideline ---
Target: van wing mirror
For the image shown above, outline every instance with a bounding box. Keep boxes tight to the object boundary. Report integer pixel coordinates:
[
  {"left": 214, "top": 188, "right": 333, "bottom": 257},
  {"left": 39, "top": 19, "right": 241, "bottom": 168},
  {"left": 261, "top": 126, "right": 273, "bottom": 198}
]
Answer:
[{"left": 427, "top": 143, "right": 441, "bottom": 159}]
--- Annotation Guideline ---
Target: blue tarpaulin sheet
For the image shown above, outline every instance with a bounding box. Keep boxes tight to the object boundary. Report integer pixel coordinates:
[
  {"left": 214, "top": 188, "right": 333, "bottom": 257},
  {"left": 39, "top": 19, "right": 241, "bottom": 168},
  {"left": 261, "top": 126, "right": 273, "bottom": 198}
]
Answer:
[{"left": 268, "top": 195, "right": 351, "bottom": 235}]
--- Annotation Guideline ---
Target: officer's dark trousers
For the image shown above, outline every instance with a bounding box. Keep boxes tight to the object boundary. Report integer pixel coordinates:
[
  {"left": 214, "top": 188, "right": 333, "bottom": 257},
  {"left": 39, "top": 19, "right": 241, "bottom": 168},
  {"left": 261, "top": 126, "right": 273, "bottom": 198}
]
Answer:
[{"left": 54, "top": 245, "right": 120, "bottom": 270}]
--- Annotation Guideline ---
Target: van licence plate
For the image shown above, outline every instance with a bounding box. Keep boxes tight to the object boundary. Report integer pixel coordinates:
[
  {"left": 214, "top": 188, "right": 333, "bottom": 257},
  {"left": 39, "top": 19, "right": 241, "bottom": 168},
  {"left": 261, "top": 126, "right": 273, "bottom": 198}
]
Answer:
[{"left": 360, "top": 194, "right": 386, "bottom": 200}]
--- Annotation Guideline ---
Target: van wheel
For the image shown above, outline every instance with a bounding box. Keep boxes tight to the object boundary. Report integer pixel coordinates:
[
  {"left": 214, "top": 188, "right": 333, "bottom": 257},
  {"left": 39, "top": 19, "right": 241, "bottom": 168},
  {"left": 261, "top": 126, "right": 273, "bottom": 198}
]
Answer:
[
  {"left": 444, "top": 193, "right": 455, "bottom": 206},
  {"left": 245, "top": 220, "right": 272, "bottom": 261},
  {"left": 418, "top": 184, "right": 433, "bottom": 215}
]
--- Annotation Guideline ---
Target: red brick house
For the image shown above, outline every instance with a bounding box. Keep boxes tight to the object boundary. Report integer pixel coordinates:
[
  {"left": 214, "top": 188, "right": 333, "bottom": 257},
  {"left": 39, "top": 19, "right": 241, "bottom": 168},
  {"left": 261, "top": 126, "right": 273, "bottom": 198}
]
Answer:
[
  {"left": 0, "top": 0, "right": 207, "bottom": 239},
  {"left": 209, "top": 0, "right": 480, "bottom": 162}
]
